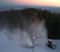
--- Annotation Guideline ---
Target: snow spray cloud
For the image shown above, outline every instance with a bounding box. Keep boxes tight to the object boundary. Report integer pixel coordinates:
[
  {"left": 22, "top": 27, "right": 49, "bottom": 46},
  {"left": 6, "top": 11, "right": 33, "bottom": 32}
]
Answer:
[
  {"left": 21, "top": 19, "right": 48, "bottom": 48},
  {"left": 19, "top": 8, "right": 48, "bottom": 48},
  {"left": 0, "top": 8, "right": 48, "bottom": 48}
]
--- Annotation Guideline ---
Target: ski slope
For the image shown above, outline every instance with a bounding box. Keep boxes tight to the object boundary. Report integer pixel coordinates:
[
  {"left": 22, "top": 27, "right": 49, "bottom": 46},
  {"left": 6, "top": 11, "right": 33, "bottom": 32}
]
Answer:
[
  {"left": 0, "top": 32, "right": 60, "bottom": 52},
  {"left": 33, "top": 40, "right": 60, "bottom": 52}
]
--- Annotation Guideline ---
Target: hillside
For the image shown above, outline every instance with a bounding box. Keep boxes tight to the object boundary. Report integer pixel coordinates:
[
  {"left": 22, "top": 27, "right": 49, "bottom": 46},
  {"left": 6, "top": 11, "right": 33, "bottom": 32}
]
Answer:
[{"left": 0, "top": 8, "right": 60, "bottom": 39}]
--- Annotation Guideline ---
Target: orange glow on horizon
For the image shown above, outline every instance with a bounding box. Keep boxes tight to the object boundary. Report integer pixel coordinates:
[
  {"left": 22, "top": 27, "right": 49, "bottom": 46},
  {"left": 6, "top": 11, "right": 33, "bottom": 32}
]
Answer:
[{"left": 6, "top": 0, "right": 60, "bottom": 7}]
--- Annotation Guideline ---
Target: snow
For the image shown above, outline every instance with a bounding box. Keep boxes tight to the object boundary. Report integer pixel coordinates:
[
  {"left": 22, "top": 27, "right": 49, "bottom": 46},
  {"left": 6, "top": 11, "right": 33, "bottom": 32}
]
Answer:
[
  {"left": 20, "top": 30, "right": 33, "bottom": 47},
  {"left": 33, "top": 40, "right": 60, "bottom": 52},
  {"left": 0, "top": 31, "right": 32, "bottom": 52},
  {"left": 0, "top": 30, "right": 60, "bottom": 52},
  {"left": 0, "top": 24, "right": 60, "bottom": 52}
]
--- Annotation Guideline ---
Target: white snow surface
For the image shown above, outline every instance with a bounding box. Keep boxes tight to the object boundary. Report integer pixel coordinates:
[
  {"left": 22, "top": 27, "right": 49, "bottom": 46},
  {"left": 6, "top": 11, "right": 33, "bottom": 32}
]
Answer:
[
  {"left": 0, "top": 29, "right": 60, "bottom": 52},
  {"left": 0, "top": 29, "right": 32, "bottom": 52}
]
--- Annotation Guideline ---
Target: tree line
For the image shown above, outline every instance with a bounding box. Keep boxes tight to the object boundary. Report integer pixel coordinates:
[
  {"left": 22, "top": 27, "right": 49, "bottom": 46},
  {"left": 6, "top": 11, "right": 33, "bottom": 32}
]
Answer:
[{"left": 0, "top": 8, "right": 60, "bottom": 39}]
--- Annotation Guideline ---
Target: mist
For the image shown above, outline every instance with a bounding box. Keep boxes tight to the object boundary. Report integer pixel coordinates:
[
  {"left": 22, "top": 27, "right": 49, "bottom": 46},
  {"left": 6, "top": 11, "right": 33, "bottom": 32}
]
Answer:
[
  {"left": 0, "top": 13, "right": 48, "bottom": 48},
  {"left": 0, "top": 3, "right": 60, "bottom": 13}
]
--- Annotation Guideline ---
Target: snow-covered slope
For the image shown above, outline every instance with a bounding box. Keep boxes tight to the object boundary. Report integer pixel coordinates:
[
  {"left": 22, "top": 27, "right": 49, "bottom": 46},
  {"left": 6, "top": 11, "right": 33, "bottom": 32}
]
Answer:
[
  {"left": 0, "top": 30, "right": 60, "bottom": 52},
  {"left": 33, "top": 40, "right": 60, "bottom": 52},
  {"left": 0, "top": 29, "right": 32, "bottom": 52}
]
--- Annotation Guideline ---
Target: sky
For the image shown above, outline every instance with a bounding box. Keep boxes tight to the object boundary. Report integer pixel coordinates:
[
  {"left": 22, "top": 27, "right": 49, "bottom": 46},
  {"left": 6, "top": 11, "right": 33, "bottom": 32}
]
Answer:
[{"left": 0, "top": 0, "right": 60, "bottom": 7}]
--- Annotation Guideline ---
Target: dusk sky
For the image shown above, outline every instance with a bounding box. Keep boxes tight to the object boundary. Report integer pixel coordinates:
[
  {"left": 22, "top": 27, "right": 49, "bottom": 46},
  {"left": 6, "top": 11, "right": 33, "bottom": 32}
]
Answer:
[{"left": 0, "top": 0, "right": 60, "bottom": 7}]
